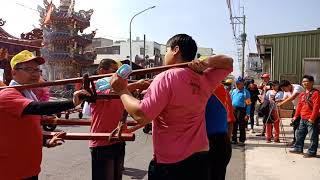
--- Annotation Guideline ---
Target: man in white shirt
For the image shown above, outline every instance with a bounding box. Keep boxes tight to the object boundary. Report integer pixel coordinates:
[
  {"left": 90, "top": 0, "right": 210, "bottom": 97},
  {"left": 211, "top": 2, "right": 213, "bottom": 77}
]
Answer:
[{"left": 278, "top": 80, "right": 304, "bottom": 146}]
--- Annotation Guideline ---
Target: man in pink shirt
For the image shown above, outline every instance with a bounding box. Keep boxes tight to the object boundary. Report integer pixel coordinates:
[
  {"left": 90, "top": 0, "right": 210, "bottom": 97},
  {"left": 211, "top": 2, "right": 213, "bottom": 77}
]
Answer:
[
  {"left": 111, "top": 34, "right": 233, "bottom": 180},
  {"left": 90, "top": 59, "right": 150, "bottom": 180}
]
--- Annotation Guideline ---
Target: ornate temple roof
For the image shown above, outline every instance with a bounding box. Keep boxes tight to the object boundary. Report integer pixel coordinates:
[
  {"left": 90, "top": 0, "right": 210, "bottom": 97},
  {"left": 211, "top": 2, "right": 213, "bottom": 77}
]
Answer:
[
  {"left": 38, "top": 0, "right": 93, "bottom": 30},
  {"left": 0, "top": 19, "right": 42, "bottom": 51}
]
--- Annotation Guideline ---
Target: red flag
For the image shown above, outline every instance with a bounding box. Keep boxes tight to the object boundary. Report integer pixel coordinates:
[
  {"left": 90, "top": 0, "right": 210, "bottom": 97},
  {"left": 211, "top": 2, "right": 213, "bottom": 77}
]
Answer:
[{"left": 43, "top": 1, "right": 53, "bottom": 25}]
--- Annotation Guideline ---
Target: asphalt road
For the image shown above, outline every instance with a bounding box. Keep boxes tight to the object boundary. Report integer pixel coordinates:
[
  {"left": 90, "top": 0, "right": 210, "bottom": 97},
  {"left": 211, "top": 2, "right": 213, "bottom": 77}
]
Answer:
[{"left": 39, "top": 119, "right": 245, "bottom": 180}]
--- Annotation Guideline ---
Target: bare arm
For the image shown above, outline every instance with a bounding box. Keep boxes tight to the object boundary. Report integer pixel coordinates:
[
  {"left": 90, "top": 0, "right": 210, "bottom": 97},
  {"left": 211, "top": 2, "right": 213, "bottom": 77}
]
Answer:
[
  {"left": 127, "top": 80, "right": 151, "bottom": 92},
  {"left": 110, "top": 74, "right": 151, "bottom": 125},
  {"left": 278, "top": 93, "right": 300, "bottom": 106},
  {"left": 118, "top": 89, "right": 151, "bottom": 125},
  {"left": 189, "top": 54, "right": 233, "bottom": 73},
  {"left": 205, "top": 54, "right": 233, "bottom": 69}
]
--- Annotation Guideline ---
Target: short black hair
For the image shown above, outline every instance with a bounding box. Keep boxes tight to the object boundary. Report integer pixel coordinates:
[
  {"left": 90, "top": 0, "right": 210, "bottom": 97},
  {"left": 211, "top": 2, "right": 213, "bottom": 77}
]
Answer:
[
  {"left": 98, "top": 59, "right": 117, "bottom": 71},
  {"left": 271, "top": 80, "right": 280, "bottom": 86},
  {"left": 302, "top": 75, "right": 314, "bottom": 82},
  {"left": 166, "top": 34, "right": 197, "bottom": 62},
  {"left": 279, "top": 80, "right": 291, "bottom": 88}
]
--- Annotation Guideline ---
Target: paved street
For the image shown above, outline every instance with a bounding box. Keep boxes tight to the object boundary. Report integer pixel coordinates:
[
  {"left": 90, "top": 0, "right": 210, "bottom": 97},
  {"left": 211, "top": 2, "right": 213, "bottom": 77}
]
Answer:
[{"left": 39, "top": 117, "right": 245, "bottom": 180}]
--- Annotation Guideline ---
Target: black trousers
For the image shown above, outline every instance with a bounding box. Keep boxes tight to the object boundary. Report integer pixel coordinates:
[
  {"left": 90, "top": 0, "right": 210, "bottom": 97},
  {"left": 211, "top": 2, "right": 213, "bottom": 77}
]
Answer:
[
  {"left": 90, "top": 143, "right": 125, "bottom": 180},
  {"left": 208, "top": 133, "right": 232, "bottom": 180},
  {"left": 232, "top": 107, "right": 247, "bottom": 142},
  {"left": 249, "top": 102, "right": 256, "bottom": 129},
  {"left": 148, "top": 151, "right": 209, "bottom": 180}
]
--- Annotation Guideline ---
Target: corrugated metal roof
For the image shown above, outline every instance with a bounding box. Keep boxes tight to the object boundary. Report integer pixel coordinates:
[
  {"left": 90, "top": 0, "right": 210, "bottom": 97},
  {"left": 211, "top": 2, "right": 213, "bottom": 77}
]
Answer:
[{"left": 256, "top": 29, "right": 320, "bottom": 39}]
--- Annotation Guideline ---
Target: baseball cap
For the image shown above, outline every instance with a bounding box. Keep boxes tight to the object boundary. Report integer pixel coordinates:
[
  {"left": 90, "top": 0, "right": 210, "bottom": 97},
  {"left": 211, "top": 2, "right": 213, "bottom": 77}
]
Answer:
[
  {"left": 261, "top": 73, "right": 270, "bottom": 78},
  {"left": 236, "top": 76, "right": 244, "bottom": 84},
  {"left": 10, "top": 50, "right": 45, "bottom": 69}
]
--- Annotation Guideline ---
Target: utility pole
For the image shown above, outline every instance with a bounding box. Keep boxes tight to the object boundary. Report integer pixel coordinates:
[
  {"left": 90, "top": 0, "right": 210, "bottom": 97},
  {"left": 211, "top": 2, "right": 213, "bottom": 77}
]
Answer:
[
  {"left": 227, "top": 1, "right": 247, "bottom": 77},
  {"left": 241, "top": 15, "right": 246, "bottom": 77},
  {"left": 129, "top": 6, "right": 156, "bottom": 69},
  {"left": 143, "top": 34, "right": 146, "bottom": 59}
]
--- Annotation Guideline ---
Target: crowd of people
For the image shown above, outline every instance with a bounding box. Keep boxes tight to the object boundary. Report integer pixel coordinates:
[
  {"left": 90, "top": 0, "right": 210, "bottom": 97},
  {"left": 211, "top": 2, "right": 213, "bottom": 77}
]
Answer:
[
  {"left": 227, "top": 73, "right": 319, "bottom": 158},
  {"left": 0, "top": 33, "right": 318, "bottom": 180}
]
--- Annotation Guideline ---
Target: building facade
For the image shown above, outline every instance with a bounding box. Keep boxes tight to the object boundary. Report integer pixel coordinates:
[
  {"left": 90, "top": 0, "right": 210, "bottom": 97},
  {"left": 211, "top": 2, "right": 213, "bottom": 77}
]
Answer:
[
  {"left": 256, "top": 29, "right": 320, "bottom": 83},
  {"left": 95, "top": 38, "right": 163, "bottom": 68},
  {"left": 245, "top": 53, "right": 262, "bottom": 79}
]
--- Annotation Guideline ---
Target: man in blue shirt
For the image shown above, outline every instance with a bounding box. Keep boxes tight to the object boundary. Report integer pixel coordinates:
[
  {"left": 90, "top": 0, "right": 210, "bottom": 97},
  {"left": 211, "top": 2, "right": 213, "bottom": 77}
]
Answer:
[
  {"left": 206, "top": 83, "right": 234, "bottom": 180},
  {"left": 230, "top": 77, "right": 251, "bottom": 145}
]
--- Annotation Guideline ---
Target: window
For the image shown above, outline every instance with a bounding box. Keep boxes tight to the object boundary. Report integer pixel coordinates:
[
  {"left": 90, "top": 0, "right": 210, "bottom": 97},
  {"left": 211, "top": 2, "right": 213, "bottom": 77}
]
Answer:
[
  {"left": 112, "top": 46, "right": 120, "bottom": 54},
  {"left": 95, "top": 46, "right": 120, "bottom": 54}
]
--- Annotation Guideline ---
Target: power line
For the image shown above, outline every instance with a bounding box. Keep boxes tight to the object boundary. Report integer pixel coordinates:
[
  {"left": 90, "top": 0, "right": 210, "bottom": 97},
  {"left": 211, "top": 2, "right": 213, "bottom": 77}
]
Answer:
[{"left": 16, "top": 2, "right": 38, "bottom": 12}]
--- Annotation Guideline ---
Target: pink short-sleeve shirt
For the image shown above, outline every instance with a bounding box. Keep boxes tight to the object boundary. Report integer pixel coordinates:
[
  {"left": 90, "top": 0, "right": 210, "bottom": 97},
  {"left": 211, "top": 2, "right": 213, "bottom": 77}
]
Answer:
[{"left": 140, "top": 67, "right": 232, "bottom": 163}]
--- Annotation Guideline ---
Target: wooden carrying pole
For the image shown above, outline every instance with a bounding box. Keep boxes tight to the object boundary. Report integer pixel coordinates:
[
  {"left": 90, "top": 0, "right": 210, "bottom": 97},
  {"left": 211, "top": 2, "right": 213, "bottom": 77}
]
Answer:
[
  {"left": 42, "top": 131, "right": 135, "bottom": 141},
  {"left": 0, "top": 63, "right": 189, "bottom": 90},
  {"left": 41, "top": 118, "right": 138, "bottom": 126}
]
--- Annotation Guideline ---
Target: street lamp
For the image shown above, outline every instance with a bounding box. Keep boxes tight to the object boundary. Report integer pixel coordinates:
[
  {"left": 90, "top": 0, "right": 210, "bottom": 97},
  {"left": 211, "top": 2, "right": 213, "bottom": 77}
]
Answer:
[{"left": 129, "top": 5, "right": 156, "bottom": 69}]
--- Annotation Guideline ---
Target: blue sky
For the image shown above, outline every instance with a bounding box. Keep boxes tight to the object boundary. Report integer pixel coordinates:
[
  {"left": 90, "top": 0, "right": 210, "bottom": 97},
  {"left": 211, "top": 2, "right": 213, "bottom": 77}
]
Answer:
[{"left": 0, "top": 0, "right": 319, "bottom": 76}]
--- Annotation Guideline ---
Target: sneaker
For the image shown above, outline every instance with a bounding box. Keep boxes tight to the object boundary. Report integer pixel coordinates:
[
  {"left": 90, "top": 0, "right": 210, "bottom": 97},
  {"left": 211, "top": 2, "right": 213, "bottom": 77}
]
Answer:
[
  {"left": 274, "top": 139, "right": 280, "bottom": 143},
  {"left": 286, "top": 141, "right": 295, "bottom": 147},
  {"left": 266, "top": 139, "right": 271, "bottom": 143},
  {"left": 289, "top": 149, "right": 303, "bottom": 154},
  {"left": 250, "top": 129, "right": 255, "bottom": 133},
  {"left": 303, "top": 153, "right": 316, "bottom": 158}
]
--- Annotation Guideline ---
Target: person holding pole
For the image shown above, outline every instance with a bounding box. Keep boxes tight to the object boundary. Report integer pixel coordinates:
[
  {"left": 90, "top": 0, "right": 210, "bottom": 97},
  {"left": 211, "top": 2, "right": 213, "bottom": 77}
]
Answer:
[
  {"left": 0, "top": 50, "right": 90, "bottom": 180},
  {"left": 111, "top": 34, "right": 233, "bottom": 180}
]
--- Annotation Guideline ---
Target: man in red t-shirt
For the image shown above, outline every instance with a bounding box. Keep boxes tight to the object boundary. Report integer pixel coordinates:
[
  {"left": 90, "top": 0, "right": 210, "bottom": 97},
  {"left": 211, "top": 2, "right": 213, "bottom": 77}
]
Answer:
[
  {"left": 90, "top": 59, "right": 150, "bottom": 180},
  {"left": 289, "top": 75, "right": 319, "bottom": 158},
  {"left": 0, "top": 50, "right": 90, "bottom": 179}
]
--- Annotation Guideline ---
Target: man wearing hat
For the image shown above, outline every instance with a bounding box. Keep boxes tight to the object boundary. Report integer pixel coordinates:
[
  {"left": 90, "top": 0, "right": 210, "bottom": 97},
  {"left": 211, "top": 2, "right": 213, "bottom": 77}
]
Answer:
[
  {"left": 0, "top": 50, "right": 90, "bottom": 179},
  {"left": 230, "top": 77, "right": 251, "bottom": 145},
  {"left": 259, "top": 73, "right": 271, "bottom": 92}
]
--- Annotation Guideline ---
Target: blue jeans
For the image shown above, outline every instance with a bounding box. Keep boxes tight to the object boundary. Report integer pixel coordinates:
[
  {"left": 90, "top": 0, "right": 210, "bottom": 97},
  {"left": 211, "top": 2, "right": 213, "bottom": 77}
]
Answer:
[
  {"left": 293, "top": 119, "right": 319, "bottom": 155},
  {"left": 90, "top": 143, "right": 125, "bottom": 180}
]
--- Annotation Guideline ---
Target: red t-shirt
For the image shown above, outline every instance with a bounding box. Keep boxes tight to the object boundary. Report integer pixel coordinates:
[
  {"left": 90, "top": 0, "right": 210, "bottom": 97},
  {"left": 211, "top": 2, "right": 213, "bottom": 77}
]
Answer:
[
  {"left": 0, "top": 88, "right": 42, "bottom": 179},
  {"left": 89, "top": 89, "right": 125, "bottom": 147},
  {"left": 294, "top": 90, "right": 320, "bottom": 122},
  {"left": 213, "top": 84, "right": 235, "bottom": 123}
]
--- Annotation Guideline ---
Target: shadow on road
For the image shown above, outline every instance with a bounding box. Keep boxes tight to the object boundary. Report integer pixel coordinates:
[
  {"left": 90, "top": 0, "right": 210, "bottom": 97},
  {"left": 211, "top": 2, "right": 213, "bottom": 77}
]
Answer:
[{"left": 123, "top": 167, "right": 148, "bottom": 179}]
